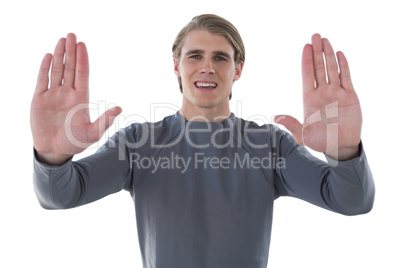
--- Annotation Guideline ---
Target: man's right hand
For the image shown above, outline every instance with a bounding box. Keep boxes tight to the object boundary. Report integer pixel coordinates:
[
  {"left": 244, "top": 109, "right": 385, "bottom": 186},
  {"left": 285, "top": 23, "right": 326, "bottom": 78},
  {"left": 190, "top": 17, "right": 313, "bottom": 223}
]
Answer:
[{"left": 30, "top": 33, "right": 122, "bottom": 165}]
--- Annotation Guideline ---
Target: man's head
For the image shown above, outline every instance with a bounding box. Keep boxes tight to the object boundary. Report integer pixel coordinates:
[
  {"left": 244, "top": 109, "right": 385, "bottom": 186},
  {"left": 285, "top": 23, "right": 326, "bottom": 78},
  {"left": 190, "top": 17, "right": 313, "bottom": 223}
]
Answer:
[{"left": 172, "top": 14, "right": 245, "bottom": 103}]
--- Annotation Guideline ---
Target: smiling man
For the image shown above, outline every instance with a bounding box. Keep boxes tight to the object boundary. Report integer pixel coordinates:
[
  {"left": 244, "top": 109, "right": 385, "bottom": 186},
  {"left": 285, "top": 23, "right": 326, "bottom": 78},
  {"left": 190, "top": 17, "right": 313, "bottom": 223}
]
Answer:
[
  {"left": 174, "top": 29, "right": 243, "bottom": 120},
  {"left": 31, "top": 14, "right": 375, "bottom": 267}
]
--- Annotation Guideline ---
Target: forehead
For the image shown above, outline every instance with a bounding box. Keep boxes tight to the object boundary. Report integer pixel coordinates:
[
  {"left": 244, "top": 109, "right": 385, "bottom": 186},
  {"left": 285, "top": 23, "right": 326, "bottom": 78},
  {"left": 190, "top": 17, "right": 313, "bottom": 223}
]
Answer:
[{"left": 181, "top": 30, "right": 235, "bottom": 58}]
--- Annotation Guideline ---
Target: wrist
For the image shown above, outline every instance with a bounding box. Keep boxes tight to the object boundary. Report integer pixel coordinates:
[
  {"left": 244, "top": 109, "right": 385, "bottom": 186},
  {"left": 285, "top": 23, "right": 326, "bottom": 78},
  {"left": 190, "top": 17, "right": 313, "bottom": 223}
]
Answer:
[
  {"left": 34, "top": 148, "right": 72, "bottom": 166},
  {"left": 325, "top": 143, "right": 361, "bottom": 161}
]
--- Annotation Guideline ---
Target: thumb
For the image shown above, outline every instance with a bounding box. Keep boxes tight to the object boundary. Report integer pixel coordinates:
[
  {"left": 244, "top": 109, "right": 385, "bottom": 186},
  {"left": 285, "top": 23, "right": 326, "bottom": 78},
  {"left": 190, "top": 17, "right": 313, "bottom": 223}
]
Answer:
[
  {"left": 89, "top": 106, "right": 122, "bottom": 142},
  {"left": 274, "top": 115, "right": 304, "bottom": 145}
]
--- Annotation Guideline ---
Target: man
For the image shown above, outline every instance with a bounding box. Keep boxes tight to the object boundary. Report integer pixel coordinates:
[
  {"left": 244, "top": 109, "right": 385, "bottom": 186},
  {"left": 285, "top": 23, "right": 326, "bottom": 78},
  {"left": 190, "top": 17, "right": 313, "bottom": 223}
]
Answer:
[{"left": 31, "top": 14, "right": 375, "bottom": 267}]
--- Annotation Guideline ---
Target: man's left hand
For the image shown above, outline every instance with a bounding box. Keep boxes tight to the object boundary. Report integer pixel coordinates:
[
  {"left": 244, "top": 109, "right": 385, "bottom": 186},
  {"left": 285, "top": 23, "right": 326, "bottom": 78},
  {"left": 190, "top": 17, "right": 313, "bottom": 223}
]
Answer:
[{"left": 275, "top": 34, "right": 361, "bottom": 161}]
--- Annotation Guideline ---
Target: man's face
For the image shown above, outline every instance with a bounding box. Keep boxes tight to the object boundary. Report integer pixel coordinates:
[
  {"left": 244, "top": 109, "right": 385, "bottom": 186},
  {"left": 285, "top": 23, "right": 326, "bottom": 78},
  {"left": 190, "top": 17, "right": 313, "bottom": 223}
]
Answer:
[{"left": 174, "top": 30, "right": 243, "bottom": 112}]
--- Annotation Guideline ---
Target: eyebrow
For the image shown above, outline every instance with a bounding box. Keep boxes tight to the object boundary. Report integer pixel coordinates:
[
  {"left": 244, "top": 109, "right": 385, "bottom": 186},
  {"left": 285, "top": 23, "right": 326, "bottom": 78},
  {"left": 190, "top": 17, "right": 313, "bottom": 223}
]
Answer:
[{"left": 184, "top": 49, "right": 232, "bottom": 59}]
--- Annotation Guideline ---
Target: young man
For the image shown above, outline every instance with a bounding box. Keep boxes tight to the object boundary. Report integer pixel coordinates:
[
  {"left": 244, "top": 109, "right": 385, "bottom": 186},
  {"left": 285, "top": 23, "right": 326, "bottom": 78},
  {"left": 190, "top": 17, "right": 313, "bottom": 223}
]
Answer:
[{"left": 31, "top": 14, "right": 375, "bottom": 267}]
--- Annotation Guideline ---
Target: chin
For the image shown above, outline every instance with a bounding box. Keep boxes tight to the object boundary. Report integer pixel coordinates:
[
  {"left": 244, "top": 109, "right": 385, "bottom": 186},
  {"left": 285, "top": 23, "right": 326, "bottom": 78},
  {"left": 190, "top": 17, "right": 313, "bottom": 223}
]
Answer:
[
  {"left": 183, "top": 87, "right": 229, "bottom": 109},
  {"left": 193, "top": 99, "right": 218, "bottom": 108}
]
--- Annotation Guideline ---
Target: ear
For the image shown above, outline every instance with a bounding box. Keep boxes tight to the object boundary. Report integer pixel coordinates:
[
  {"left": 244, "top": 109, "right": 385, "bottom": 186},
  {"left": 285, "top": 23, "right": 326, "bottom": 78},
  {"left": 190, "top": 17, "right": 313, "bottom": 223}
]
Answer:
[
  {"left": 233, "top": 61, "right": 244, "bottom": 81},
  {"left": 173, "top": 57, "right": 180, "bottom": 77}
]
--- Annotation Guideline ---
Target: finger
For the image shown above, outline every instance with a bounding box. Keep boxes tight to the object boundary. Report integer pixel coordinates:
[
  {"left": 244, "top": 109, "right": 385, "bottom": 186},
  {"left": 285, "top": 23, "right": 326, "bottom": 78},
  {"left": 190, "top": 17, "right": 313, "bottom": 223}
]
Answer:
[
  {"left": 35, "top": 53, "right": 52, "bottom": 94},
  {"left": 302, "top": 44, "right": 315, "bottom": 93},
  {"left": 74, "top": 42, "right": 89, "bottom": 91},
  {"left": 312, "top": 34, "right": 326, "bottom": 87},
  {"left": 322, "top": 38, "right": 339, "bottom": 85},
  {"left": 50, "top": 37, "right": 66, "bottom": 87},
  {"left": 274, "top": 115, "right": 303, "bottom": 145},
  {"left": 336, "top": 51, "right": 354, "bottom": 90},
  {"left": 88, "top": 107, "right": 122, "bottom": 143},
  {"left": 63, "top": 33, "right": 77, "bottom": 88}
]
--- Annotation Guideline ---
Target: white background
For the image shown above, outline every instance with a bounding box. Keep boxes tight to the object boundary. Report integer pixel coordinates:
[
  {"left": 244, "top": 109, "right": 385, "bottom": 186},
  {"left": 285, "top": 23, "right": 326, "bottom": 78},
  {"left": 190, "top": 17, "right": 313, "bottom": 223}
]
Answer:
[{"left": 0, "top": 0, "right": 400, "bottom": 267}]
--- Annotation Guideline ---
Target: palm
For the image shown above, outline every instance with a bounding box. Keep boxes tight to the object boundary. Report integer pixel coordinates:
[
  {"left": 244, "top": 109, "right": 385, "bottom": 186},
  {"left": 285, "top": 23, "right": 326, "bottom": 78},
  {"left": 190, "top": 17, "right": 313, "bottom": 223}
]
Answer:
[
  {"left": 302, "top": 83, "right": 362, "bottom": 154},
  {"left": 30, "top": 34, "right": 121, "bottom": 165},
  {"left": 276, "top": 34, "right": 362, "bottom": 160},
  {"left": 31, "top": 84, "right": 91, "bottom": 156}
]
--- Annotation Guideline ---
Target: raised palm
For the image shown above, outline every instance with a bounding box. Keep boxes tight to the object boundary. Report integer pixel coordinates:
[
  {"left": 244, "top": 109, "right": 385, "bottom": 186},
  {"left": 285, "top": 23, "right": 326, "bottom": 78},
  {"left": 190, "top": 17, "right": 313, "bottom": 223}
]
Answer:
[
  {"left": 275, "top": 34, "right": 362, "bottom": 160},
  {"left": 30, "top": 33, "right": 121, "bottom": 165}
]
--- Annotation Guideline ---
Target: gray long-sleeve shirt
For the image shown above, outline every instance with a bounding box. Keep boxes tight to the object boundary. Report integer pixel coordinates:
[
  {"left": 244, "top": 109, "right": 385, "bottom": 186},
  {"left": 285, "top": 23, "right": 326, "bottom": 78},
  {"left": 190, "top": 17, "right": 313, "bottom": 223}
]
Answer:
[{"left": 33, "top": 112, "right": 375, "bottom": 268}]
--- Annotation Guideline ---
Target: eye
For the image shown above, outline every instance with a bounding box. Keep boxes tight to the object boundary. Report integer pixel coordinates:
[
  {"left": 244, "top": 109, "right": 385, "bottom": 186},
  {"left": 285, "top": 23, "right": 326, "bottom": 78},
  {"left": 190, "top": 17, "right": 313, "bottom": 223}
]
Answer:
[
  {"left": 190, "top": 55, "right": 201, "bottom": 59},
  {"left": 215, "top": 56, "right": 226, "bottom": 61}
]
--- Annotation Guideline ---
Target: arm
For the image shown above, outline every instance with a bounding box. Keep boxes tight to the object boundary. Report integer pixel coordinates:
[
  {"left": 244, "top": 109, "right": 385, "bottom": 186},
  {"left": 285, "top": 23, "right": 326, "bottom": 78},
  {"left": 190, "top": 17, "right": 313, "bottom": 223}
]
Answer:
[
  {"left": 31, "top": 33, "right": 124, "bottom": 208},
  {"left": 272, "top": 34, "right": 374, "bottom": 215},
  {"left": 273, "top": 126, "right": 375, "bottom": 216},
  {"left": 33, "top": 128, "right": 133, "bottom": 210}
]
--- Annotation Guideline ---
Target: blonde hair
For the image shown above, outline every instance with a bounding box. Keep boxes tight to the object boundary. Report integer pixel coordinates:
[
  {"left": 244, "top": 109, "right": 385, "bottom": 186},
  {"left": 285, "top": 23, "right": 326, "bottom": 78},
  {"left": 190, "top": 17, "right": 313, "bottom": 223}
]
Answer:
[{"left": 172, "top": 14, "right": 245, "bottom": 100}]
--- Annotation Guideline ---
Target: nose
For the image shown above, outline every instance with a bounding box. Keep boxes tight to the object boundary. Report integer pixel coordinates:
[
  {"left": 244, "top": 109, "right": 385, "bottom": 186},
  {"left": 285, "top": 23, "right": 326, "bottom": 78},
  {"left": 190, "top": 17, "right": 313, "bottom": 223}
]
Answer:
[{"left": 200, "top": 59, "right": 215, "bottom": 74}]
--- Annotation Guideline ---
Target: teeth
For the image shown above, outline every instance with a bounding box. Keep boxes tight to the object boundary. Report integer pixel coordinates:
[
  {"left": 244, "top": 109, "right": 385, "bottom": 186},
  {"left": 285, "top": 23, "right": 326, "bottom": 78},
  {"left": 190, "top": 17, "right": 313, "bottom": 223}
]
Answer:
[{"left": 196, "top": 82, "right": 217, "bottom": 88}]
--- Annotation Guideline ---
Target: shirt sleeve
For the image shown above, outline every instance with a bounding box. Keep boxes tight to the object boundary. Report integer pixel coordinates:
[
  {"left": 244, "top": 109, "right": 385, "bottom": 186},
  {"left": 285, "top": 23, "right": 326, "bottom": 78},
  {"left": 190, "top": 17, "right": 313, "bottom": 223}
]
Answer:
[
  {"left": 33, "top": 128, "right": 134, "bottom": 210},
  {"left": 272, "top": 126, "right": 375, "bottom": 216}
]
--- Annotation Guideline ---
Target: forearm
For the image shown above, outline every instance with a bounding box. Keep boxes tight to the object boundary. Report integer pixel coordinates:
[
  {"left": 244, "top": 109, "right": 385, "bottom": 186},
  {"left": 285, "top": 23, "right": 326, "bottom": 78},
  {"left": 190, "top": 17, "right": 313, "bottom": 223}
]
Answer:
[
  {"left": 274, "top": 127, "right": 375, "bottom": 216},
  {"left": 33, "top": 148, "right": 82, "bottom": 209},
  {"left": 323, "top": 141, "right": 375, "bottom": 215},
  {"left": 32, "top": 130, "right": 133, "bottom": 210}
]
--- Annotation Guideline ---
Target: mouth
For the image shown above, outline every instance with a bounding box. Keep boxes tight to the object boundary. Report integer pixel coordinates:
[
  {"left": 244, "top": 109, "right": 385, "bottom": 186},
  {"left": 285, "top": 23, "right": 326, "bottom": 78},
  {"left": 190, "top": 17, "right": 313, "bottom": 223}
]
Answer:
[{"left": 194, "top": 81, "right": 218, "bottom": 90}]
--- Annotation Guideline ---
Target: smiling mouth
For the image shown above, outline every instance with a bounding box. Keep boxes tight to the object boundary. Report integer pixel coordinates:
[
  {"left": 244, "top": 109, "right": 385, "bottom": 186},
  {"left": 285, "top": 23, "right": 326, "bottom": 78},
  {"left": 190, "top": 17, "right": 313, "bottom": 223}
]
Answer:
[{"left": 195, "top": 82, "right": 218, "bottom": 88}]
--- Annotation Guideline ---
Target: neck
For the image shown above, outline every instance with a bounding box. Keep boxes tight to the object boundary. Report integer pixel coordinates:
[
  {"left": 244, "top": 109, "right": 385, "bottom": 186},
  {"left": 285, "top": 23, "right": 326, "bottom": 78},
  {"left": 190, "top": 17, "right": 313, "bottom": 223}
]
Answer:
[{"left": 179, "top": 102, "right": 231, "bottom": 122}]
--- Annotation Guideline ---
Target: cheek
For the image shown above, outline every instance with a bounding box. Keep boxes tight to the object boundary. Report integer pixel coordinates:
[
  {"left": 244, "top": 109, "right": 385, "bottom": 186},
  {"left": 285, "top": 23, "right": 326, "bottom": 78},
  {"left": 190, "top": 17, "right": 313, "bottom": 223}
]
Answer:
[
  {"left": 181, "top": 71, "right": 192, "bottom": 85},
  {"left": 182, "top": 69, "right": 200, "bottom": 87},
  {"left": 220, "top": 67, "right": 237, "bottom": 82}
]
